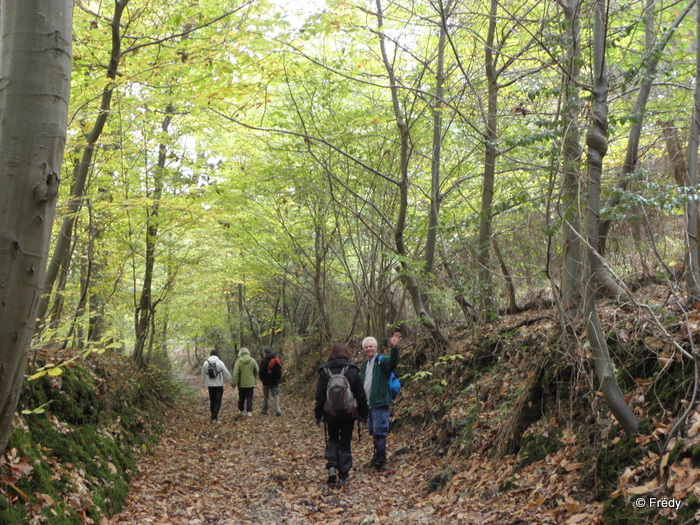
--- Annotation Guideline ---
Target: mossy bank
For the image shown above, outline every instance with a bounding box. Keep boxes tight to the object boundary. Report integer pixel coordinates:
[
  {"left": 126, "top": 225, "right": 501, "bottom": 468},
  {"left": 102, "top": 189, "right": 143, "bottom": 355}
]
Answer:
[{"left": 0, "top": 351, "right": 180, "bottom": 524}]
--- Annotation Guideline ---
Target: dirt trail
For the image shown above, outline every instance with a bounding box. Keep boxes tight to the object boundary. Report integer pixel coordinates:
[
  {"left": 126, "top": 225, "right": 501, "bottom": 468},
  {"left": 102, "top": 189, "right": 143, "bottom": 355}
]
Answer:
[{"left": 107, "top": 378, "right": 439, "bottom": 524}]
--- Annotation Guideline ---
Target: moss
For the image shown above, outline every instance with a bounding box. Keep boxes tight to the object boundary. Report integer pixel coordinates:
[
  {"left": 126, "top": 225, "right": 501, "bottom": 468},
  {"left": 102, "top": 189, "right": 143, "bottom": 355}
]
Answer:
[
  {"left": 0, "top": 352, "right": 175, "bottom": 524},
  {"left": 517, "top": 433, "right": 561, "bottom": 469},
  {"left": 596, "top": 434, "right": 645, "bottom": 497},
  {"left": 602, "top": 497, "right": 648, "bottom": 524}
]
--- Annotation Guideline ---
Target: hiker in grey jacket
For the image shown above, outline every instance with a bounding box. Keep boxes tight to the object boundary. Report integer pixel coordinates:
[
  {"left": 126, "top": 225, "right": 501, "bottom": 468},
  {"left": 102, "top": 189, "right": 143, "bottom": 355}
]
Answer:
[{"left": 202, "top": 350, "right": 233, "bottom": 423}]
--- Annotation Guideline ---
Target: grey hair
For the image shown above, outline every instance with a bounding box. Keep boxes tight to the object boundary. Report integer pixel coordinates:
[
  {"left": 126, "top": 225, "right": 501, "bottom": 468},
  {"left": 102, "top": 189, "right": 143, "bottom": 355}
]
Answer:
[{"left": 362, "top": 336, "right": 378, "bottom": 348}]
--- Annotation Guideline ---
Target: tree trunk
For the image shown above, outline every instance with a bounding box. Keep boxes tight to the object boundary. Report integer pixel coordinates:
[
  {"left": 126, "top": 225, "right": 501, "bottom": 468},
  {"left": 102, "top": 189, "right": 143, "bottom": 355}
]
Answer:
[
  {"left": 133, "top": 105, "right": 173, "bottom": 367},
  {"left": 597, "top": 0, "right": 694, "bottom": 299},
  {"left": 557, "top": 0, "right": 584, "bottom": 313},
  {"left": 375, "top": 0, "right": 444, "bottom": 342},
  {"left": 583, "top": 0, "right": 640, "bottom": 434},
  {"left": 36, "top": 0, "right": 129, "bottom": 327},
  {"left": 0, "top": 0, "right": 73, "bottom": 454},
  {"left": 476, "top": 0, "right": 499, "bottom": 322},
  {"left": 424, "top": 0, "right": 453, "bottom": 277},
  {"left": 685, "top": 0, "right": 700, "bottom": 304}
]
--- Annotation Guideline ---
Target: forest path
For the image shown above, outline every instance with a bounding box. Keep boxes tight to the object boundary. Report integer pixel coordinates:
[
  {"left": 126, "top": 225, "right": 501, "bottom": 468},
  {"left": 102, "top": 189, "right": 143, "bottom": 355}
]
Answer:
[
  {"left": 107, "top": 377, "right": 603, "bottom": 524},
  {"left": 107, "top": 377, "right": 442, "bottom": 525}
]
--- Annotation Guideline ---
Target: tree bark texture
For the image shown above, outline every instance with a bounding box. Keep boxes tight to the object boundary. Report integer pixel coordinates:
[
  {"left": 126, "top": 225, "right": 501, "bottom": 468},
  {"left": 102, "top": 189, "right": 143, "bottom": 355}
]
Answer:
[
  {"left": 476, "top": 0, "right": 499, "bottom": 322},
  {"left": 685, "top": 0, "right": 700, "bottom": 303},
  {"left": 37, "top": 0, "right": 129, "bottom": 327},
  {"left": 0, "top": 0, "right": 73, "bottom": 453},
  {"left": 558, "top": 0, "right": 584, "bottom": 313},
  {"left": 583, "top": 0, "right": 640, "bottom": 434}
]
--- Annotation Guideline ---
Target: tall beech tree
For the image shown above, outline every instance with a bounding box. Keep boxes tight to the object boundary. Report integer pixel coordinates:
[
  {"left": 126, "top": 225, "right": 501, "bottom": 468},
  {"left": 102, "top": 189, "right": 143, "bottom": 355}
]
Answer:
[{"left": 0, "top": 1, "right": 73, "bottom": 453}]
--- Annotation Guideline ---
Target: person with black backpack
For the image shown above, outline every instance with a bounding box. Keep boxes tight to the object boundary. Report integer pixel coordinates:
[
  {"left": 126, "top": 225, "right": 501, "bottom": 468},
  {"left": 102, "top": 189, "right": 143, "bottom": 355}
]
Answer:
[
  {"left": 202, "top": 349, "right": 232, "bottom": 423},
  {"left": 259, "top": 347, "right": 283, "bottom": 416},
  {"left": 360, "top": 331, "right": 402, "bottom": 471},
  {"left": 314, "top": 343, "right": 369, "bottom": 487}
]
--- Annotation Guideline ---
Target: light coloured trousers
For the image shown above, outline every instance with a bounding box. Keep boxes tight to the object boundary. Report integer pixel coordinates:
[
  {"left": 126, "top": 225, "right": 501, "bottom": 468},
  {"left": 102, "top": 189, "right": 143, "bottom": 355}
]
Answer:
[{"left": 262, "top": 385, "right": 281, "bottom": 415}]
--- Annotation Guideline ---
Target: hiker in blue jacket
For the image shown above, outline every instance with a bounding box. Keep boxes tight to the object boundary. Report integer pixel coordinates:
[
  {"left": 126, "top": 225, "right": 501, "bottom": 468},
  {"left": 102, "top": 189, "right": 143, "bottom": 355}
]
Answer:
[
  {"left": 202, "top": 350, "right": 233, "bottom": 423},
  {"left": 360, "top": 331, "right": 402, "bottom": 470},
  {"left": 315, "top": 343, "right": 369, "bottom": 486}
]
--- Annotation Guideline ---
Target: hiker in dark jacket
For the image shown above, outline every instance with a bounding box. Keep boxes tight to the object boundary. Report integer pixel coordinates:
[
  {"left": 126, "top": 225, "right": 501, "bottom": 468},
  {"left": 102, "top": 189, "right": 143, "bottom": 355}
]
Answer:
[
  {"left": 259, "top": 347, "right": 283, "bottom": 416},
  {"left": 360, "top": 331, "right": 402, "bottom": 470},
  {"left": 314, "top": 343, "right": 369, "bottom": 486}
]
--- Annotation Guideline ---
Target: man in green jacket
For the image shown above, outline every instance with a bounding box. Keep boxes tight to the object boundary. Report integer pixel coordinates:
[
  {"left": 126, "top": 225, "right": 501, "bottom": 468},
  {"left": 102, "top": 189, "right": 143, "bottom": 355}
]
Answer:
[{"left": 360, "top": 331, "right": 402, "bottom": 470}]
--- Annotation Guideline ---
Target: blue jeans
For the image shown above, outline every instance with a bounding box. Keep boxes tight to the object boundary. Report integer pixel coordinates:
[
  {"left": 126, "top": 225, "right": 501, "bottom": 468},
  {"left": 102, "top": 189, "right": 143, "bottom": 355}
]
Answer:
[
  {"left": 367, "top": 407, "right": 390, "bottom": 465},
  {"left": 366, "top": 407, "right": 390, "bottom": 437}
]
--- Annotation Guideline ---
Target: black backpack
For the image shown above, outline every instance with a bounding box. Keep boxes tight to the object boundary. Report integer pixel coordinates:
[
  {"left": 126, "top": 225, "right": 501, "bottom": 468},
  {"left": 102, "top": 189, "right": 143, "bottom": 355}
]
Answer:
[
  {"left": 323, "top": 366, "right": 357, "bottom": 416},
  {"left": 207, "top": 360, "right": 220, "bottom": 379}
]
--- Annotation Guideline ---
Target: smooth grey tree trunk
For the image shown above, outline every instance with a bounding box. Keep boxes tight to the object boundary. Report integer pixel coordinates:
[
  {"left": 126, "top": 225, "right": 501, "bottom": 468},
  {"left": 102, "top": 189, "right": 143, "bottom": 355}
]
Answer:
[
  {"left": 36, "top": 0, "right": 128, "bottom": 328},
  {"left": 557, "top": 0, "right": 584, "bottom": 313},
  {"left": 0, "top": 0, "right": 73, "bottom": 453},
  {"left": 583, "top": 0, "right": 640, "bottom": 435}
]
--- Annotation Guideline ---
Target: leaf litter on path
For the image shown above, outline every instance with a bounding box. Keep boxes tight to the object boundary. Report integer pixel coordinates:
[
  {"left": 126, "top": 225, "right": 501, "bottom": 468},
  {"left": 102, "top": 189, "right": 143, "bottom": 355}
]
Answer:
[
  {"left": 107, "top": 378, "right": 439, "bottom": 524},
  {"left": 108, "top": 375, "right": 609, "bottom": 524}
]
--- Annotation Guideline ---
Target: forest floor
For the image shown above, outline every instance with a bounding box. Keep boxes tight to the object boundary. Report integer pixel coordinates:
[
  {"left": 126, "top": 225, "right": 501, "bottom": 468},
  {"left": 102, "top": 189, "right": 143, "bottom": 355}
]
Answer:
[{"left": 106, "top": 377, "right": 604, "bottom": 525}]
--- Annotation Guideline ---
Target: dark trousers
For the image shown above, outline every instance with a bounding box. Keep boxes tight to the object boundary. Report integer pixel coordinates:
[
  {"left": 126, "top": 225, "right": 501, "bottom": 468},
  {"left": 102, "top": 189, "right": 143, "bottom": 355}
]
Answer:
[
  {"left": 237, "top": 386, "right": 254, "bottom": 412},
  {"left": 208, "top": 386, "right": 224, "bottom": 421},
  {"left": 325, "top": 419, "right": 354, "bottom": 478}
]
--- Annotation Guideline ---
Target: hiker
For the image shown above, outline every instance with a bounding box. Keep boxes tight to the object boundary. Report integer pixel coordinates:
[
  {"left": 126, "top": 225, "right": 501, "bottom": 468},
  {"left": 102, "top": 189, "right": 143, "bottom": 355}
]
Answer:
[
  {"left": 315, "top": 342, "right": 369, "bottom": 486},
  {"left": 232, "top": 347, "right": 259, "bottom": 417},
  {"left": 259, "top": 347, "right": 283, "bottom": 416},
  {"left": 360, "top": 331, "right": 402, "bottom": 470},
  {"left": 202, "top": 349, "right": 233, "bottom": 423}
]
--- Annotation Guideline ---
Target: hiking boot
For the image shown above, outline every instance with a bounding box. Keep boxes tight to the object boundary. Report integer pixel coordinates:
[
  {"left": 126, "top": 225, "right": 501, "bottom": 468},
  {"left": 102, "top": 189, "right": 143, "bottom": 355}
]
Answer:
[
  {"left": 327, "top": 467, "right": 338, "bottom": 484},
  {"left": 337, "top": 477, "right": 347, "bottom": 487},
  {"left": 246, "top": 412, "right": 253, "bottom": 417},
  {"left": 369, "top": 450, "right": 383, "bottom": 468}
]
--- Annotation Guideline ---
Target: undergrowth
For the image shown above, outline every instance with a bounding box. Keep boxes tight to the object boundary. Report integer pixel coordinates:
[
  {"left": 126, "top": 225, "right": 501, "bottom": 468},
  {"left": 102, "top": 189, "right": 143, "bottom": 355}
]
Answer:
[
  {"left": 0, "top": 351, "right": 180, "bottom": 524},
  {"left": 391, "top": 302, "right": 700, "bottom": 523}
]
